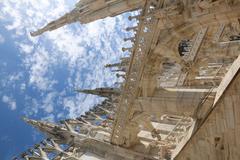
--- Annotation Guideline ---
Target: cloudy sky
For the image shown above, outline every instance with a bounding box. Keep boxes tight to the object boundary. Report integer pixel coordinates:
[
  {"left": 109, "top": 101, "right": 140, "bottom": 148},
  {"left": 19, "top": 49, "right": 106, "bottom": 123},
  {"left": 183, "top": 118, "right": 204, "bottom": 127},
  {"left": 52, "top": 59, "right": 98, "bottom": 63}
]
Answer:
[{"left": 0, "top": 0, "right": 135, "bottom": 159}]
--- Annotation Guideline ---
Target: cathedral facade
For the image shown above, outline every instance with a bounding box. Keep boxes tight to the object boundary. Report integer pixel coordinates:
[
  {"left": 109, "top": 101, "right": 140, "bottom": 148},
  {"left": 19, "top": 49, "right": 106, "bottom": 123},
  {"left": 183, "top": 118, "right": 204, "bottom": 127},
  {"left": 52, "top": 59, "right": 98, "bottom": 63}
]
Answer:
[{"left": 14, "top": 0, "right": 240, "bottom": 160}]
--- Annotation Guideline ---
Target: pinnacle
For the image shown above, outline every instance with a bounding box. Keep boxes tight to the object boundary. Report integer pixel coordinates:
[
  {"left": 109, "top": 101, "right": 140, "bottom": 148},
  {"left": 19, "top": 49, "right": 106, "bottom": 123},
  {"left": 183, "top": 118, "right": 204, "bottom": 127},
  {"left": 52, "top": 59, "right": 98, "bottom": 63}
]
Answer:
[{"left": 21, "top": 116, "right": 36, "bottom": 125}]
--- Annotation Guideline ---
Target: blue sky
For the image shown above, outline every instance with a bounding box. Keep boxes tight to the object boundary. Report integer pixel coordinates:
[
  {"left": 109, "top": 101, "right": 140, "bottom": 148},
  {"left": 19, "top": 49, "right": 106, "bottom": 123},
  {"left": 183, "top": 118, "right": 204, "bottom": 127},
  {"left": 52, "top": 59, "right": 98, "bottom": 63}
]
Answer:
[{"left": 0, "top": 0, "right": 135, "bottom": 159}]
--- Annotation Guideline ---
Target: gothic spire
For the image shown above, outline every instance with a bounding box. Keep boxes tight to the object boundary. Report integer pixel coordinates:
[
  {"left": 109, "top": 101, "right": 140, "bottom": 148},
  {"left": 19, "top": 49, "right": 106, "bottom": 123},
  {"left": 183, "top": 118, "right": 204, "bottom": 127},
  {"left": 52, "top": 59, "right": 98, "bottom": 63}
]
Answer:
[
  {"left": 22, "top": 117, "right": 77, "bottom": 144},
  {"left": 30, "top": 10, "right": 79, "bottom": 37},
  {"left": 76, "top": 87, "right": 120, "bottom": 98},
  {"left": 31, "top": 0, "right": 144, "bottom": 37},
  {"left": 23, "top": 117, "right": 61, "bottom": 136}
]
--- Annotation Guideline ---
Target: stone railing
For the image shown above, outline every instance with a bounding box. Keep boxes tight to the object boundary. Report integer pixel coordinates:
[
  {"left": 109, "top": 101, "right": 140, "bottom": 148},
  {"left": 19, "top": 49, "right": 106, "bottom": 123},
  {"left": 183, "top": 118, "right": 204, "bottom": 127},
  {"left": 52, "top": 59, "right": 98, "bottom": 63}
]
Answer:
[{"left": 111, "top": 0, "right": 163, "bottom": 145}]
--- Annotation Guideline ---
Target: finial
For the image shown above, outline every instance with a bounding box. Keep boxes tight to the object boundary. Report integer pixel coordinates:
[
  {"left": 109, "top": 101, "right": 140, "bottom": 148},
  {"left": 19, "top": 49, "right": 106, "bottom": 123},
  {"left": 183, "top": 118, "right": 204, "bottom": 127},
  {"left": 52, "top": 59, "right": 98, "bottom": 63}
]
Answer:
[
  {"left": 122, "top": 47, "right": 132, "bottom": 52},
  {"left": 22, "top": 117, "right": 38, "bottom": 126},
  {"left": 124, "top": 37, "right": 135, "bottom": 42},
  {"left": 126, "top": 26, "right": 138, "bottom": 32},
  {"left": 128, "top": 15, "right": 140, "bottom": 21},
  {"left": 104, "top": 62, "right": 122, "bottom": 68}
]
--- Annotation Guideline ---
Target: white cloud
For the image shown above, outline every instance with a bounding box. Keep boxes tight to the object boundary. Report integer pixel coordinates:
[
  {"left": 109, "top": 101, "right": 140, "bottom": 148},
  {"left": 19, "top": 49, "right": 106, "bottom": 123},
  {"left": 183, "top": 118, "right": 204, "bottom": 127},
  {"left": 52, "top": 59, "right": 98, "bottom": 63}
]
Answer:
[
  {"left": 2, "top": 95, "right": 17, "bottom": 110},
  {"left": 23, "top": 96, "right": 40, "bottom": 116},
  {"left": 8, "top": 72, "right": 23, "bottom": 81},
  {"left": 42, "top": 92, "right": 56, "bottom": 113},
  {"left": 25, "top": 47, "right": 58, "bottom": 91},
  {"left": 63, "top": 96, "right": 81, "bottom": 118},
  {"left": 0, "top": 0, "right": 133, "bottom": 119},
  {"left": 20, "top": 83, "right": 26, "bottom": 91},
  {"left": 0, "top": 34, "right": 5, "bottom": 44},
  {"left": 18, "top": 43, "right": 34, "bottom": 54}
]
